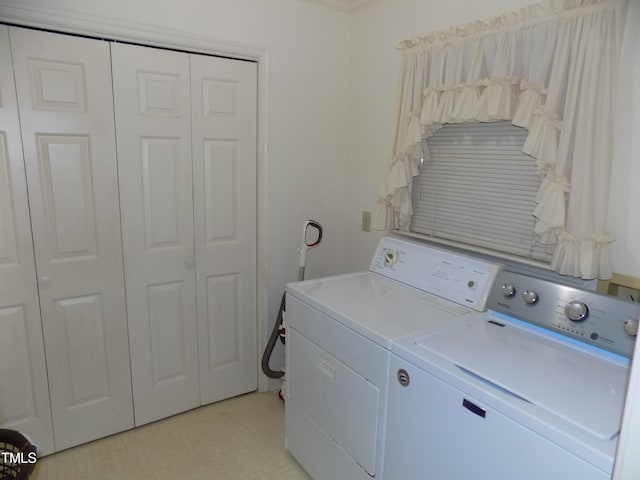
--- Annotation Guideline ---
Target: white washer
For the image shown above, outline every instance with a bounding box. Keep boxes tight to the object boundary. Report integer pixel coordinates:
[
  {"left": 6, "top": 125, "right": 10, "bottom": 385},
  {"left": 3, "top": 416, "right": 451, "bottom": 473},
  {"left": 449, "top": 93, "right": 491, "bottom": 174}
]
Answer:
[
  {"left": 284, "top": 236, "right": 501, "bottom": 480},
  {"left": 385, "top": 270, "right": 640, "bottom": 480}
]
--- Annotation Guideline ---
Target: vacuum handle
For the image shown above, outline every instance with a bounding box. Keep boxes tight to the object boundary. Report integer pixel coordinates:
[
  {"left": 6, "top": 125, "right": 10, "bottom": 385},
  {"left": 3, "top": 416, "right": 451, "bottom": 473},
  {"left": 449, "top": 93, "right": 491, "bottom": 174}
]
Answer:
[
  {"left": 298, "top": 220, "right": 323, "bottom": 278},
  {"left": 304, "top": 220, "right": 323, "bottom": 247}
]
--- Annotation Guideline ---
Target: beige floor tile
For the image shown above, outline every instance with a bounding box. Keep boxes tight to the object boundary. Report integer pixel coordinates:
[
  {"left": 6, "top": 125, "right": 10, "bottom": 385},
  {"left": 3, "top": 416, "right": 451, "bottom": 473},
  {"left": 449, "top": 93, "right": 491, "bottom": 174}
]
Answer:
[{"left": 30, "top": 392, "right": 311, "bottom": 480}]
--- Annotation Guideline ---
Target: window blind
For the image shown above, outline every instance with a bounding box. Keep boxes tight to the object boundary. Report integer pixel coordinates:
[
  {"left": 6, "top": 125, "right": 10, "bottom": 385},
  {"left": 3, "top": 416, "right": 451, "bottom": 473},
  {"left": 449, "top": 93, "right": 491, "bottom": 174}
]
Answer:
[{"left": 410, "top": 122, "right": 552, "bottom": 263}]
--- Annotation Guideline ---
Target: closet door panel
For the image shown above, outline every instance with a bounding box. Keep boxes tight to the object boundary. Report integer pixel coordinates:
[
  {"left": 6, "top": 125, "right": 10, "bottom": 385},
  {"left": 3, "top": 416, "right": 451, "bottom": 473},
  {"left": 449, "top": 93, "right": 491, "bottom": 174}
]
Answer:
[
  {"left": 0, "top": 25, "right": 55, "bottom": 454},
  {"left": 112, "top": 43, "right": 199, "bottom": 426},
  {"left": 191, "top": 54, "right": 258, "bottom": 404},
  {"left": 36, "top": 135, "right": 97, "bottom": 258},
  {"left": 9, "top": 26, "right": 133, "bottom": 451}
]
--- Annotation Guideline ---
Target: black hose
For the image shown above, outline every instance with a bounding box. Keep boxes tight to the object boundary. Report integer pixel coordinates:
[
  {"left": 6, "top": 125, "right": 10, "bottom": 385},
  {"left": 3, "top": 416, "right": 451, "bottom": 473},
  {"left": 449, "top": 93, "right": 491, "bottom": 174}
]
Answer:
[{"left": 261, "top": 292, "right": 286, "bottom": 379}]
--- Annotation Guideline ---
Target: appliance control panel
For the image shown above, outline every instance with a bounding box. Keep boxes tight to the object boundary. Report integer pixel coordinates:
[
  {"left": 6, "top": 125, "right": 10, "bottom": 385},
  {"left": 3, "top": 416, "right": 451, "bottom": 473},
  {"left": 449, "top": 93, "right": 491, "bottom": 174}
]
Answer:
[
  {"left": 369, "top": 236, "right": 502, "bottom": 311},
  {"left": 487, "top": 270, "right": 640, "bottom": 358}
]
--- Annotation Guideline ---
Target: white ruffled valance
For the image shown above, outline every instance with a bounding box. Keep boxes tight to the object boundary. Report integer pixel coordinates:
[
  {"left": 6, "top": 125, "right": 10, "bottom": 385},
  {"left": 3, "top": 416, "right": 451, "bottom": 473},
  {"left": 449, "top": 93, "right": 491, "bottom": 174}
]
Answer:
[{"left": 374, "top": 0, "right": 627, "bottom": 279}]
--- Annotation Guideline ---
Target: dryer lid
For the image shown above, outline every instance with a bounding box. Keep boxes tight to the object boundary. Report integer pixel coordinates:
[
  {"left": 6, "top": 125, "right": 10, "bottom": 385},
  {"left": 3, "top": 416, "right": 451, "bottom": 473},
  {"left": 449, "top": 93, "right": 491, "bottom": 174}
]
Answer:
[{"left": 287, "top": 272, "right": 473, "bottom": 349}]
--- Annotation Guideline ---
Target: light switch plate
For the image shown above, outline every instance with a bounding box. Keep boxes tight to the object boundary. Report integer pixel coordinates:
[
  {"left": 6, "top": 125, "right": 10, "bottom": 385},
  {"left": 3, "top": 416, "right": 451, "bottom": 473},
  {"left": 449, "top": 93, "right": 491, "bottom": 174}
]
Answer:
[{"left": 362, "top": 211, "right": 371, "bottom": 232}]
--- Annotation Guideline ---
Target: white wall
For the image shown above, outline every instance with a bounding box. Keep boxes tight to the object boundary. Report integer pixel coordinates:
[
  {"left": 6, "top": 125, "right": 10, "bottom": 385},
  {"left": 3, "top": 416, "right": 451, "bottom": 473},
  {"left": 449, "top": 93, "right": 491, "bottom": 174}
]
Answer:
[
  {"left": 612, "top": 5, "right": 640, "bottom": 478},
  {"left": 609, "top": 0, "right": 640, "bottom": 278},
  {"left": 346, "top": 0, "right": 640, "bottom": 280},
  {"left": 0, "top": 0, "right": 352, "bottom": 386}
]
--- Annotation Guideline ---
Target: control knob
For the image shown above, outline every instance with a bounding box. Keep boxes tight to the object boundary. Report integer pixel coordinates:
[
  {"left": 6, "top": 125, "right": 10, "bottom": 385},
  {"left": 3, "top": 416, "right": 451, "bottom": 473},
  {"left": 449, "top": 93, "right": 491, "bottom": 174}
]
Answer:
[
  {"left": 565, "top": 301, "right": 589, "bottom": 322},
  {"left": 624, "top": 318, "right": 639, "bottom": 337},
  {"left": 501, "top": 283, "right": 516, "bottom": 298},
  {"left": 384, "top": 250, "right": 399, "bottom": 267},
  {"left": 522, "top": 290, "right": 538, "bottom": 305}
]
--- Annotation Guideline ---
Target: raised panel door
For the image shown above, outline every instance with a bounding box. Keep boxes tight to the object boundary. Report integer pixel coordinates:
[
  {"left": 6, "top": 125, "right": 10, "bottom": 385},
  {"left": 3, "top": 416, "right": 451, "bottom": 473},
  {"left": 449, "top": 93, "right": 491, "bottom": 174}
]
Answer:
[
  {"left": 0, "top": 25, "right": 55, "bottom": 455},
  {"left": 111, "top": 42, "right": 200, "bottom": 426},
  {"left": 191, "top": 54, "right": 258, "bottom": 404},
  {"left": 9, "top": 26, "right": 133, "bottom": 451}
]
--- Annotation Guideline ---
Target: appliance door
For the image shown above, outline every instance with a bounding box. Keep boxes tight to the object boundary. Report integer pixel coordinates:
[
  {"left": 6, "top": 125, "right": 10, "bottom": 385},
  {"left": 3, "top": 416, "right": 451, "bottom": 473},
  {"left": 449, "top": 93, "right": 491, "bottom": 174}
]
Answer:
[
  {"left": 414, "top": 318, "right": 629, "bottom": 440},
  {"left": 288, "top": 328, "right": 380, "bottom": 474},
  {"left": 384, "top": 354, "right": 609, "bottom": 480},
  {"left": 285, "top": 294, "right": 389, "bottom": 480}
]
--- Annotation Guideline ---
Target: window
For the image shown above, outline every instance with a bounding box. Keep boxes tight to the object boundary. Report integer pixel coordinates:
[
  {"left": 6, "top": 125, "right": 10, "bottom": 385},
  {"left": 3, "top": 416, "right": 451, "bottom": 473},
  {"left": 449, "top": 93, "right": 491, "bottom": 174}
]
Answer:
[
  {"left": 379, "top": 0, "right": 625, "bottom": 279},
  {"left": 410, "top": 122, "right": 552, "bottom": 263}
]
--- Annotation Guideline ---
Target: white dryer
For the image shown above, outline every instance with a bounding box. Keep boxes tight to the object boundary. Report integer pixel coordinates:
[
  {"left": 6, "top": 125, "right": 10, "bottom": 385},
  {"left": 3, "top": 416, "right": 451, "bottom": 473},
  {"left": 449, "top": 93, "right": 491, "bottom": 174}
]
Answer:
[
  {"left": 385, "top": 270, "right": 640, "bottom": 480},
  {"left": 284, "top": 236, "right": 501, "bottom": 480}
]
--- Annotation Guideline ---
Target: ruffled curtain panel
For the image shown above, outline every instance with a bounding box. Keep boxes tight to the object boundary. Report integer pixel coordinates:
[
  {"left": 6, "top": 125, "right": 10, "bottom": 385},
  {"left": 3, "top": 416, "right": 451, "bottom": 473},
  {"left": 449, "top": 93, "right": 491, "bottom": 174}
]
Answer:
[{"left": 375, "top": 0, "right": 627, "bottom": 279}]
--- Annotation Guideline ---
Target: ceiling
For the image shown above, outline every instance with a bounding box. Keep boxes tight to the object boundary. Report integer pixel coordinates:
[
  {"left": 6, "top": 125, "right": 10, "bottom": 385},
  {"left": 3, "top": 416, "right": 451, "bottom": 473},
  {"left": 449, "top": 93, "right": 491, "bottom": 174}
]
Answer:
[{"left": 298, "top": 0, "right": 381, "bottom": 12}]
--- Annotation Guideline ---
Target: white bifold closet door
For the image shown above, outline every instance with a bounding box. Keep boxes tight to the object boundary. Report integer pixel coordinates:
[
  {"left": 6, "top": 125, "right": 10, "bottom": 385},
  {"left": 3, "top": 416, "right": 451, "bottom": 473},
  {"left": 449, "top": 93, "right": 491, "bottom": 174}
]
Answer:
[
  {"left": 112, "top": 43, "right": 258, "bottom": 420},
  {"left": 111, "top": 43, "right": 200, "bottom": 426},
  {"left": 191, "top": 54, "right": 258, "bottom": 405},
  {"left": 10, "top": 27, "right": 133, "bottom": 451},
  {"left": 0, "top": 26, "right": 55, "bottom": 455}
]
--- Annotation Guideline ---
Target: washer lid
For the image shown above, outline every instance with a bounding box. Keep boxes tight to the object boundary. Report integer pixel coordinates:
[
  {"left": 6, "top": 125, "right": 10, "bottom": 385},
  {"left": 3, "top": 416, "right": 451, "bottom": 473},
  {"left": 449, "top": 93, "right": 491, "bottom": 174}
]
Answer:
[
  {"left": 415, "top": 319, "right": 630, "bottom": 440},
  {"left": 286, "top": 272, "right": 472, "bottom": 349}
]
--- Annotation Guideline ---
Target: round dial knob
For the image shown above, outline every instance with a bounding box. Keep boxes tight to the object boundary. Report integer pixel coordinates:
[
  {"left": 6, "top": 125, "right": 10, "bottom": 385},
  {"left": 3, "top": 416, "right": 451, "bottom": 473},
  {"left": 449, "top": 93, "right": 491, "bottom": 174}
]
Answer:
[
  {"left": 397, "top": 369, "right": 410, "bottom": 387},
  {"left": 522, "top": 290, "right": 538, "bottom": 304},
  {"left": 501, "top": 283, "right": 516, "bottom": 298},
  {"left": 384, "top": 250, "right": 399, "bottom": 267},
  {"left": 565, "top": 301, "right": 589, "bottom": 322},
  {"left": 624, "top": 318, "right": 639, "bottom": 337}
]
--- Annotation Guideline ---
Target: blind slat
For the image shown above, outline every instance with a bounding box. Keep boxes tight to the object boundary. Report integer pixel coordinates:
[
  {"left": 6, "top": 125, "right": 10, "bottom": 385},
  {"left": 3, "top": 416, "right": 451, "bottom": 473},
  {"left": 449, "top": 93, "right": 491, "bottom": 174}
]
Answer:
[{"left": 411, "top": 122, "right": 551, "bottom": 263}]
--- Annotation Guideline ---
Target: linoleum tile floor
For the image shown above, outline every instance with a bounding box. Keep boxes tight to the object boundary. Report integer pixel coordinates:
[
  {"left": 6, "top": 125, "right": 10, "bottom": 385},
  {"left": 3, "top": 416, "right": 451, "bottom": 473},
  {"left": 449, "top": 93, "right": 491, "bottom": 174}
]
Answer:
[{"left": 30, "top": 391, "right": 311, "bottom": 480}]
